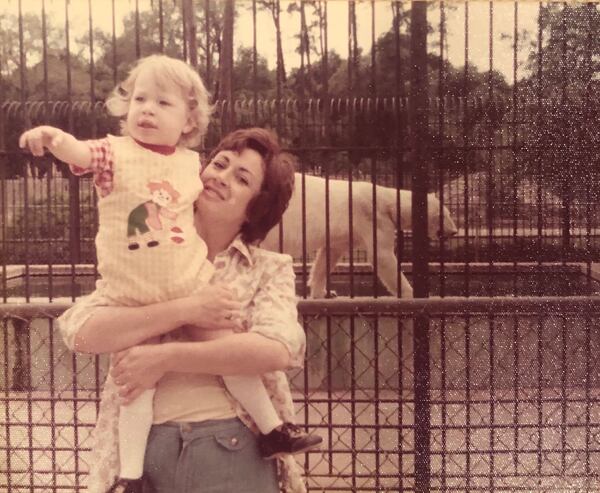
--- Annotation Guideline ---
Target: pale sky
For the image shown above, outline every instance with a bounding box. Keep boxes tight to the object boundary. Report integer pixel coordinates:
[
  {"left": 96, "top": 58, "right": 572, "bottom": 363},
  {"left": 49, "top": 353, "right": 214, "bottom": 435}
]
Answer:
[{"left": 2, "top": 0, "right": 541, "bottom": 84}]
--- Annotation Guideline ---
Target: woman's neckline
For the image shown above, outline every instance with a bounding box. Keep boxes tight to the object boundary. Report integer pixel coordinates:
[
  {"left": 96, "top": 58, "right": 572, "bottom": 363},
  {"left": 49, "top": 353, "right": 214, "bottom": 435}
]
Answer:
[{"left": 133, "top": 138, "right": 176, "bottom": 156}]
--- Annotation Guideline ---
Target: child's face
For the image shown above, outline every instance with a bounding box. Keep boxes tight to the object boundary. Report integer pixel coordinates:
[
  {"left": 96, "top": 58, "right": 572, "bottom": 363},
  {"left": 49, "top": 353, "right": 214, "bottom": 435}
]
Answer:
[{"left": 126, "top": 67, "right": 193, "bottom": 147}]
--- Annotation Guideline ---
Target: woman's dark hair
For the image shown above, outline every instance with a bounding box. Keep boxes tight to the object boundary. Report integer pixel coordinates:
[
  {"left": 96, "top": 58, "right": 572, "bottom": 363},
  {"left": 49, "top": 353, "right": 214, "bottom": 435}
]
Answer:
[{"left": 206, "top": 128, "right": 295, "bottom": 244}]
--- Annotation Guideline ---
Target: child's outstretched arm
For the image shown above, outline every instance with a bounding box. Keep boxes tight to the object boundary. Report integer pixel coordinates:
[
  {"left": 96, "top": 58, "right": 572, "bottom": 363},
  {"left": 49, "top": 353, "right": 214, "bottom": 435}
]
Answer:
[{"left": 19, "top": 125, "right": 91, "bottom": 168}]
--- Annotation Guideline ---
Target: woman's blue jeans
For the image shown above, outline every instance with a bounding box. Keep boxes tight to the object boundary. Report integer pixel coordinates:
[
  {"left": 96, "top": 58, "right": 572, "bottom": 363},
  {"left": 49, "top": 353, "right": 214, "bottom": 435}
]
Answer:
[{"left": 143, "top": 418, "right": 279, "bottom": 493}]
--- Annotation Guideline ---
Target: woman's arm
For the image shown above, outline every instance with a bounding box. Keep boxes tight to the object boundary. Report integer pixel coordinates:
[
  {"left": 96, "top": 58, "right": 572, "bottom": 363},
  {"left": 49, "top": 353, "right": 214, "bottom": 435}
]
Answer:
[
  {"left": 163, "top": 332, "right": 290, "bottom": 374},
  {"left": 73, "top": 285, "right": 242, "bottom": 354},
  {"left": 112, "top": 334, "right": 290, "bottom": 403},
  {"left": 73, "top": 297, "right": 189, "bottom": 353}
]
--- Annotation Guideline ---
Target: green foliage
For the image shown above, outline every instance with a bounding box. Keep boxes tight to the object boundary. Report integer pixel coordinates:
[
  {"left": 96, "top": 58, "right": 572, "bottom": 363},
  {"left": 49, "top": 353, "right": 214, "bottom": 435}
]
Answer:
[
  {"left": 6, "top": 191, "right": 97, "bottom": 264},
  {"left": 518, "top": 4, "right": 600, "bottom": 199}
]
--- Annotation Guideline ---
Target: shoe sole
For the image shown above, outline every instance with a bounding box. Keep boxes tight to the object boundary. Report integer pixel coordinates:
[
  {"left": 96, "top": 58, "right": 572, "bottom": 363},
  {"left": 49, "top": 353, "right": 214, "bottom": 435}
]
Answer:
[{"left": 262, "top": 442, "right": 322, "bottom": 460}]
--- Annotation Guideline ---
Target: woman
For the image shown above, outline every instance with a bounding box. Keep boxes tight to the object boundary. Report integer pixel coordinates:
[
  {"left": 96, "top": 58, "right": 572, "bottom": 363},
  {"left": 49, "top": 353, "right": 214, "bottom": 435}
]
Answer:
[{"left": 58, "top": 128, "right": 308, "bottom": 493}]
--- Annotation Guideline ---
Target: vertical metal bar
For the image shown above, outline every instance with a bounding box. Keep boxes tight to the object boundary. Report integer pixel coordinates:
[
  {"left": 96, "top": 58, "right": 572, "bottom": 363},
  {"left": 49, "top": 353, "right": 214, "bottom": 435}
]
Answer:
[
  {"left": 370, "top": 2, "right": 378, "bottom": 298},
  {"left": 584, "top": 312, "right": 591, "bottom": 479},
  {"left": 88, "top": 0, "right": 99, "bottom": 285},
  {"left": 560, "top": 314, "right": 567, "bottom": 474},
  {"left": 370, "top": 0, "right": 376, "bottom": 96},
  {"left": 486, "top": 1, "right": 495, "bottom": 294},
  {"left": 584, "top": 3, "right": 594, "bottom": 290},
  {"left": 111, "top": 0, "right": 117, "bottom": 86},
  {"left": 65, "top": 0, "right": 81, "bottom": 285},
  {"left": 40, "top": 1, "right": 57, "bottom": 487},
  {"left": 512, "top": 314, "right": 520, "bottom": 474},
  {"left": 88, "top": 0, "right": 97, "bottom": 137},
  {"left": 71, "top": 352, "right": 80, "bottom": 492},
  {"left": 348, "top": 3, "right": 355, "bottom": 299},
  {"left": 463, "top": 1, "right": 471, "bottom": 297},
  {"left": 40, "top": 0, "right": 53, "bottom": 301},
  {"left": 297, "top": 1, "right": 308, "bottom": 298},
  {"left": 438, "top": 2, "right": 446, "bottom": 297},
  {"left": 410, "top": 3, "right": 430, "bottom": 491},
  {"left": 252, "top": 0, "right": 258, "bottom": 123},
  {"left": 48, "top": 317, "right": 57, "bottom": 489},
  {"left": 440, "top": 314, "right": 447, "bottom": 491},
  {"left": 0, "top": 10, "right": 5, "bottom": 301},
  {"left": 275, "top": 0, "right": 282, "bottom": 135},
  {"left": 274, "top": 0, "right": 284, "bottom": 253},
  {"left": 18, "top": 0, "right": 30, "bottom": 301},
  {"left": 535, "top": 2, "right": 543, "bottom": 288},
  {"left": 3, "top": 319, "right": 12, "bottom": 491},
  {"left": 322, "top": 1, "right": 331, "bottom": 298},
  {"left": 560, "top": 3, "right": 570, "bottom": 259},
  {"left": 393, "top": 1, "right": 406, "bottom": 297},
  {"left": 350, "top": 313, "right": 357, "bottom": 492},
  {"left": 23, "top": 323, "right": 33, "bottom": 491},
  {"left": 326, "top": 313, "right": 333, "bottom": 475},
  {"left": 300, "top": 158, "right": 308, "bottom": 297},
  {"left": 348, "top": 2, "right": 352, "bottom": 93},
  {"left": 536, "top": 314, "right": 543, "bottom": 489},
  {"left": 373, "top": 311, "right": 381, "bottom": 493},
  {"left": 1, "top": 112, "right": 6, "bottom": 302},
  {"left": 488, "top": 311, "right": 495, "bottom": 491},
  {"left": 464, "top": 313, "right": 472, "bottom": 490},
  {"left": 369, "top": 1, "right": 379, "bottom": 301},
  {"left": 325, "top": 154, "right": 331, "bottom": 296},
  {"left": 370, "top": 4, "right": 381, "bottom": 489},
  {"left": 301, "top": 312, "right": 310, "bottom": 477},
  {"left": 511, "top": 1, "right": 519, "bottom": 294}
]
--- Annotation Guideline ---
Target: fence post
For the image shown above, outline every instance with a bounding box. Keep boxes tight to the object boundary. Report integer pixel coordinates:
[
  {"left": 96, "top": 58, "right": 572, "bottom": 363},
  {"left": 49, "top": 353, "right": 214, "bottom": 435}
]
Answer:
[
  {"left": 11, "top": 317, "right": 31, "bottom": 391},
  {"left": 410, "top": 2, "right": 431, "bottom": 492}
]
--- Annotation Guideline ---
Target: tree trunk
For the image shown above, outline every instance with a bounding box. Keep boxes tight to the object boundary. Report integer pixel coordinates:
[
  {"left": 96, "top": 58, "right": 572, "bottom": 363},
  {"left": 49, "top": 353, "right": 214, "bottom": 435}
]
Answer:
[
  {"left": 218, "top": 0, "right": 235, "bottom": 132},
  {"left": 183, "top": 0, "right": 198, "bottom": 68},
  {"left": 273, "top": 0, "right": 286, "bottom": 83}
]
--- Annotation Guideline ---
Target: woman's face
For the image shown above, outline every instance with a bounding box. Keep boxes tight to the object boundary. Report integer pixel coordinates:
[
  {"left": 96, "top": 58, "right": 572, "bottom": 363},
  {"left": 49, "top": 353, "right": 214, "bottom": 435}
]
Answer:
[{"left": 198, "top": 147, "right": 265, "bottom": 228}]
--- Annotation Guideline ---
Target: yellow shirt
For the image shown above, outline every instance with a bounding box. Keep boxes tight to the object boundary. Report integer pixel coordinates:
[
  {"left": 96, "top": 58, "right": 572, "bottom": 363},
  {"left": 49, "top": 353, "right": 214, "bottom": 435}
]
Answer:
[{"left": 94, "top": 135, "right": 213, "bottom": 305}]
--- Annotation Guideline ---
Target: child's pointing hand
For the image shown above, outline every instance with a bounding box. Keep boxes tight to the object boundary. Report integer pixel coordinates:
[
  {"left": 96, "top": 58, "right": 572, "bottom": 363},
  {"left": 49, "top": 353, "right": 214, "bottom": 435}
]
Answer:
[{"left": 19, "top": 125, "right": 65, "bottom": 156}]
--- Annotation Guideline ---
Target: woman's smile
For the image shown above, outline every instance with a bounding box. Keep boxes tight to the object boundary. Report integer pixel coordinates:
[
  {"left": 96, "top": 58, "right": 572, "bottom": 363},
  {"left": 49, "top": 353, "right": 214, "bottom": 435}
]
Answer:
[{"left": 202, "top": 183, "right": 226, "bottom": 200}]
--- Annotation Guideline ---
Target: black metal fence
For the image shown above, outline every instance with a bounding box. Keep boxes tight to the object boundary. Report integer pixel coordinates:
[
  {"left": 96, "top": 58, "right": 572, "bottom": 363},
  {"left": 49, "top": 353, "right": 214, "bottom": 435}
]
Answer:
[
  {"left": 2, "top": 0, "right": 600, "bottom": 491},
  {"left": 2, "top": 298, "right": 600, "bottom": 492}
]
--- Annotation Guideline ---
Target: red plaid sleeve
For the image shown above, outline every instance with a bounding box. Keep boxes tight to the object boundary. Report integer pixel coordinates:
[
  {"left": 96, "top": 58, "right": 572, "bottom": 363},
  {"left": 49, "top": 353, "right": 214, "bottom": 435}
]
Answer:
[{"left": 69, "top": 138, "right": 114, "bottom": 198}]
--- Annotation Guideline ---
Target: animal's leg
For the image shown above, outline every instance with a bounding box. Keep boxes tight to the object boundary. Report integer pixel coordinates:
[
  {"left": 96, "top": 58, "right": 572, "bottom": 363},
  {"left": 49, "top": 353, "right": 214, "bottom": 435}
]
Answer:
[
  {"left": 309, "top": 246, "right": 345, "bottom": 298},
  {"left": 364, "top": 230, "right": 413, "bottom": 298}
]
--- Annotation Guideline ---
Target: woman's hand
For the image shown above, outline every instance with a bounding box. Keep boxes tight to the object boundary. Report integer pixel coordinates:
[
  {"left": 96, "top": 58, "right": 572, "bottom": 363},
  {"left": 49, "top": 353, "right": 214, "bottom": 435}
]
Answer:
[
  {"left": 111, "top": 344, "right": 171, "bottom": 404},
  {"left": 182, "top": 284, "right": 242, "bottom": 331}
]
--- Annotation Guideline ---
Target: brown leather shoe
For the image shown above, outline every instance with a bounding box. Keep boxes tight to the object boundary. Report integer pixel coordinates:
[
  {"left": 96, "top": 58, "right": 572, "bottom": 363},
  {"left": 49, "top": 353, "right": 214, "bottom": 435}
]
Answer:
[{"left": 258, "top": 423, "right": 322, "bottom": 459}]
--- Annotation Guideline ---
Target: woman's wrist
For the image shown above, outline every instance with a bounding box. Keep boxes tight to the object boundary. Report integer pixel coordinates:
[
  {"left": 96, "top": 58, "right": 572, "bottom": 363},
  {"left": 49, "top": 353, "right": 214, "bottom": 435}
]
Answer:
[
  {"left": 174, "top": 296, "right": 199, "bottom": 327},
  {"left": 158, "top": 342, "right": 177, "bottom": 373}
]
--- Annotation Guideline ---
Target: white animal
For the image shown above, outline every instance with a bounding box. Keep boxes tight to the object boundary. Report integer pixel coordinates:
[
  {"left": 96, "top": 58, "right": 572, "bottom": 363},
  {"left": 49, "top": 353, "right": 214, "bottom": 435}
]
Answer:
[{"left": 261, "top": 173, "right": 458, "bottom": 298}]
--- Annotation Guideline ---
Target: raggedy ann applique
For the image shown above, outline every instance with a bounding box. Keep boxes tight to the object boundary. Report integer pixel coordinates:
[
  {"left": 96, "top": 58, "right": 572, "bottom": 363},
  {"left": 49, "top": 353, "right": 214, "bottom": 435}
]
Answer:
[{"left": 126, "top": 180, "right": 186, "bottom": 250}]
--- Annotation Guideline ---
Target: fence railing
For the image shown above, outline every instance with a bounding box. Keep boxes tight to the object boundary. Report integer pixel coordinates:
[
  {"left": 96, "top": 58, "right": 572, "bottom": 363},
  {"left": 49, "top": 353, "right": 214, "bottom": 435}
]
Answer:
[{"left": 2, "top": 297, "right": 600, "bottom": 492}]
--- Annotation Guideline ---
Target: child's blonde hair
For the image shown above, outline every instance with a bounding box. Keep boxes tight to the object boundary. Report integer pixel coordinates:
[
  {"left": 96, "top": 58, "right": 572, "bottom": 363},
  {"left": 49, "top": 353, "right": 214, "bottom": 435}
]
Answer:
[{"left": 106, "top": 54, "right": 212, "bottom": 148}]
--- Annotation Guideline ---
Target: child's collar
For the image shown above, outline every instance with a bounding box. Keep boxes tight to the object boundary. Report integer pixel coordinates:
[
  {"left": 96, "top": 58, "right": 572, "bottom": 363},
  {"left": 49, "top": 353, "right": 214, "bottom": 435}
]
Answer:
[{"left": 133, "top": 138, "right": 176, "bottom": 156}]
